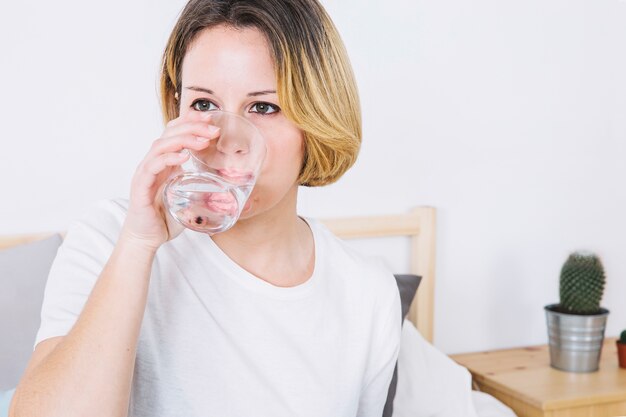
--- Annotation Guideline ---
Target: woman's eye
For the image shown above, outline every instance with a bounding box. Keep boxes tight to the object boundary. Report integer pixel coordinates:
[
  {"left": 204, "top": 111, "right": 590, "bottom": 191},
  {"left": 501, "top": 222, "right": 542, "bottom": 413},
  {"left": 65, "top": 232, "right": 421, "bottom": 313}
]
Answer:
[
  {"left": 191, "top": 99, "right": 218, "bottom": 112},
  {"left": 250, "top": 102, "right": 279, "bottom": 115}
]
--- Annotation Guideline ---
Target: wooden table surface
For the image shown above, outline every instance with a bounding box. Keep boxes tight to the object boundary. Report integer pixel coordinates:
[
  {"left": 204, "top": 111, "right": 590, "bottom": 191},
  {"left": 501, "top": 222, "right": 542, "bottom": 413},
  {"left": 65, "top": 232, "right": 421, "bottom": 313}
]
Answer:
[{"left": 450, "top": 337, "right": 626, "bottom": 416}]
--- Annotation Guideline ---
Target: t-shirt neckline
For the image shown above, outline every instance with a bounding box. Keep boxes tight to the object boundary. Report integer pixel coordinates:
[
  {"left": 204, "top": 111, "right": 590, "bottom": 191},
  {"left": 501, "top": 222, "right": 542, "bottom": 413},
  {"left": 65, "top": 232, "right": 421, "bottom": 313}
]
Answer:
[{"left": 184, "top": 216, "right": 322, "bottom": 300}]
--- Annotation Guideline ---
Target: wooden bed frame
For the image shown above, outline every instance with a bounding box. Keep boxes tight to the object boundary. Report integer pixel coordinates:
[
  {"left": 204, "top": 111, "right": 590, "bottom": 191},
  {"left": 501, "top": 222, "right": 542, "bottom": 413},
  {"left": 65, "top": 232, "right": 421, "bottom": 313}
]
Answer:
[
  {"left": 0, "top": 206, "right": 437, "bottom": 342},
  {"left": 321, "top": 207, "right": 436, "bottom": 343}
]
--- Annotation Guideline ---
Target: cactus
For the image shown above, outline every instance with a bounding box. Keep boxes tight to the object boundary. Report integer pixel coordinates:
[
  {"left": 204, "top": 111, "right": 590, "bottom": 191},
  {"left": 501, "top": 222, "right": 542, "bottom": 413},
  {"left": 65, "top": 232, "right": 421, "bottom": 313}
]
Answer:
[
  {"left": 620, "top": 330, "right": 626, "bottom": 344},
  {"left": 559, "top": 252, "right": 605, "bottom": 314}
]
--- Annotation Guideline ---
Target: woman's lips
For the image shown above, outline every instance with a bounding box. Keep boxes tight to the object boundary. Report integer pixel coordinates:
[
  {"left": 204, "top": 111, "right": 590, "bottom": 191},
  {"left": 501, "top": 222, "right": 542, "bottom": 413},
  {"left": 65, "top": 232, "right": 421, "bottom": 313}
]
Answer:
[
  {"left": 203, "top": 192, "right": 237, "bottom": 215},
  {"left": 216, "top": 168, "right": 254, "bottom": 184}
]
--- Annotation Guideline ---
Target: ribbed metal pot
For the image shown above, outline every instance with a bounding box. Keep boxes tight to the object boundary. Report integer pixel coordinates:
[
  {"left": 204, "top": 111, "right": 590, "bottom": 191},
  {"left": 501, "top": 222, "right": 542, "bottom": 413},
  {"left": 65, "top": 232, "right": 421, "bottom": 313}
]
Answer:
[{"left": 544, "top": 304, "right": 609, "bottom": 372}]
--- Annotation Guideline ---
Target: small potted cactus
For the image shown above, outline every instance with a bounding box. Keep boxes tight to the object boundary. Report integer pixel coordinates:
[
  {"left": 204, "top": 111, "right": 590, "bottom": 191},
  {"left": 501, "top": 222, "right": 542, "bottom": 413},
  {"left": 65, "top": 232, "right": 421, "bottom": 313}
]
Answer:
[
  {"left": 618, "top": 330, "right": 626, "bottom": 369},
  {"left": 544, "top": 251, "right": 610, "bottom": 372}
]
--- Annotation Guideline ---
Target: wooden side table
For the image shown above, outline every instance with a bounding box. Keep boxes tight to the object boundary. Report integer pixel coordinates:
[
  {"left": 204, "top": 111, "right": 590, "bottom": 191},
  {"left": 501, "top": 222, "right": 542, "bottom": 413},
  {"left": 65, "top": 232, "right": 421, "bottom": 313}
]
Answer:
[{"left": 450, "top": 337, "right": 626, "bottom": 417}]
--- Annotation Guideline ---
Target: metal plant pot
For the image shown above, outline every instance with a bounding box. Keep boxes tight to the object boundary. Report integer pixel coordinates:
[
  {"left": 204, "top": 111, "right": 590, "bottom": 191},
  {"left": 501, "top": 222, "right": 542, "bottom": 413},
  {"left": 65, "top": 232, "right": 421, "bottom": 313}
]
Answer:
[{"left": 544, "top": 304, "right": 609, "bottom": 372}]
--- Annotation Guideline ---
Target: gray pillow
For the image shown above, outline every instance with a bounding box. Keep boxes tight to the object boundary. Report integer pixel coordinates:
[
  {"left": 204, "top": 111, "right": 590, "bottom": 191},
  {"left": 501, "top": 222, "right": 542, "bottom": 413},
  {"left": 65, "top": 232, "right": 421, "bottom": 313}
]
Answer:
[
  {"left": 383, "top": 274, "right": 422, "bottom": 417},
  {"left": 0, "top": 234, "right": 63, "bottom": 390}
]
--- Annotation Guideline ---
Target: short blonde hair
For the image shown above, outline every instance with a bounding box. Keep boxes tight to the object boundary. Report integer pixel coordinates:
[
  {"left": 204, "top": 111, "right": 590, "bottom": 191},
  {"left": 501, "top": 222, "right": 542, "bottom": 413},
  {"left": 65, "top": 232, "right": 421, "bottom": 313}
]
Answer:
[{"left": 159, "top": 0, "right": 361, "bottom": 186}]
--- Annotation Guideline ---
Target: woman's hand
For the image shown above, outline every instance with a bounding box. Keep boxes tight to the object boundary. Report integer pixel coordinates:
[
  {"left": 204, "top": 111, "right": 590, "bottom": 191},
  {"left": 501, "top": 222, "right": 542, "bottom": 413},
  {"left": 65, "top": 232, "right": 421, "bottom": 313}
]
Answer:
[{"left": 120, "top": 111, "right": 221, "bottom": 251}]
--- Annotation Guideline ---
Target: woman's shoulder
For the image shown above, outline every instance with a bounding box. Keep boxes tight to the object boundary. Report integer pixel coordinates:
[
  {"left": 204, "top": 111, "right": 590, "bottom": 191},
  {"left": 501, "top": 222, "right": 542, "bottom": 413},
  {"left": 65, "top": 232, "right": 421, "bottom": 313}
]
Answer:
[
  {"left": 57, "top": 197, "right": 130, "bottom": 257},
  {"left": 305, "top": 216, "right": 398, "bottom": 295},
  {"left": 68, "top": 197, "right": 129, "bottom": 236}
]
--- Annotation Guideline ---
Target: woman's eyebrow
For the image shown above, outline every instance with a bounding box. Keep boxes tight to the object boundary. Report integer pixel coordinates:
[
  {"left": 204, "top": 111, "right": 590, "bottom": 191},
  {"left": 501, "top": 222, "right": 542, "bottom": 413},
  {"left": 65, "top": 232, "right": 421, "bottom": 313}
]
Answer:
[
  {"left": 184, "top": 86, "right": 276, "bottom": 97},
  {"left": 247, "top": 90, "right": 277, "bottom": 97},
  {"left": 185, "top": 86, "right": 214, "bottom": 94}
]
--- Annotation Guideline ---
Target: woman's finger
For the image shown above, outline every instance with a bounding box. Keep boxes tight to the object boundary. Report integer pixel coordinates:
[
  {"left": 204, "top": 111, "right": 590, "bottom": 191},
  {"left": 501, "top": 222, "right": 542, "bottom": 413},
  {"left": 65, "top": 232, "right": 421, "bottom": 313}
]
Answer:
[
  {"left": 161, "top": 120, "right": 220, "bottom": 143},
  {"left": 148, "top": 133, "right": 215, "bottom": 158},
  {"left": 131, "top": 151, "right": 190, "bottom": 207},
  {"left": 166, "top": 110, "right": 217, "bottom": 128}
]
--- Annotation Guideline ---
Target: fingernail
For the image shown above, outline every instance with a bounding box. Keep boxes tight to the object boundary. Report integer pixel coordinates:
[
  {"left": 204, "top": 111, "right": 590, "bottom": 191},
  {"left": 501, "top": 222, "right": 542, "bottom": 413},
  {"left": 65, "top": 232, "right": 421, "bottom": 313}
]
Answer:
[
  {"left": 196, "top": 136, "right": 210, "bottom": 142},
  {"left": 207, "top": 125, "right": 220, "bottom": 134}
]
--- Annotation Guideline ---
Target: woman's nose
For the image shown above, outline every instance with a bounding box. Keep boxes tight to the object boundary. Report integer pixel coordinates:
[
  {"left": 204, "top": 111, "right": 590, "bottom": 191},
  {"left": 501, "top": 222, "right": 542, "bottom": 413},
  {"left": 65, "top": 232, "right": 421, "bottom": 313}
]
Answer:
[
  {"left": 216, "top": 137, "right": 248, "bottom": 155},
  {"left": 215, "top": 120, "right": 250, "bottom": 155}
]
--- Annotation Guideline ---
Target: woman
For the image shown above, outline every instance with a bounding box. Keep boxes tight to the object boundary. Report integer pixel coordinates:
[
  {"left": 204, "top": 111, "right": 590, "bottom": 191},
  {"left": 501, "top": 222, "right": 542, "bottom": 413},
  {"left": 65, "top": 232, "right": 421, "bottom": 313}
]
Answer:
[{"left": 10, "top": 1, "right": 401, "bottom": 416}]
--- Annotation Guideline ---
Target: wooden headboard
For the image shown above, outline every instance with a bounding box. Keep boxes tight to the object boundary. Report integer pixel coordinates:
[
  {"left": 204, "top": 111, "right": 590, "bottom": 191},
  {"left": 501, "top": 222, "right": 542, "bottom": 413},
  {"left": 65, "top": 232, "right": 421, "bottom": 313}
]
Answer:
[
  {"left": 321, "top": 207, "right": 437, "bottom": 343},
  {"left": 0, "top": 206, "right": 436, "bottom": 342}
]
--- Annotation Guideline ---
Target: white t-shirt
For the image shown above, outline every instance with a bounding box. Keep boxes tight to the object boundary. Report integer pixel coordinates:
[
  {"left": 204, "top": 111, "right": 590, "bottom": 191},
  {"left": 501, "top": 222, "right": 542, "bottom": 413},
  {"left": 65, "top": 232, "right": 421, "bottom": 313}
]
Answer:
[{"left": 35, "top": 198, "right": 402, "bottom": 417}]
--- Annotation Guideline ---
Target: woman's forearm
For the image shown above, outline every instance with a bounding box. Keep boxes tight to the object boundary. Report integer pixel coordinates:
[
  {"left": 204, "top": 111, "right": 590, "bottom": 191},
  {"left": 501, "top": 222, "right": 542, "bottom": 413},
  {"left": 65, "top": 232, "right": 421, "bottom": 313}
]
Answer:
[{"left": 10, "top": 235, "right": 157, "bottom": 417}]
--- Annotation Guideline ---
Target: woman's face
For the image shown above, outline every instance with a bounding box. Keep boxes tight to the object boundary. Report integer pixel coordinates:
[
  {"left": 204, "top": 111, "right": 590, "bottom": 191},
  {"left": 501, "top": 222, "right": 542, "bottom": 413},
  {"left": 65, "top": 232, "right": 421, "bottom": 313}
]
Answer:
[{"left": 178, "top": 24, "right": 304, "bottom": 219}]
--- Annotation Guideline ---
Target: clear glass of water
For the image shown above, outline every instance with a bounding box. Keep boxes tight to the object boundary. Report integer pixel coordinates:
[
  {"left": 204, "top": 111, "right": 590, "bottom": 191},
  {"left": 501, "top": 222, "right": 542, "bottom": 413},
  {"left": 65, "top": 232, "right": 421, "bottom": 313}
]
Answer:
[{"left": 162, "top": 111, "right": 266, "bottom": 235}]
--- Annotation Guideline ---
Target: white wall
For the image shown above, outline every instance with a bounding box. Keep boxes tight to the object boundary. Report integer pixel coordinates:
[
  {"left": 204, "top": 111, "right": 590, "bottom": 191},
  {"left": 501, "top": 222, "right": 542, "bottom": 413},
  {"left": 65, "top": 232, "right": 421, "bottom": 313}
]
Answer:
[{"left": 1, "top": 0, "right": 625, "bottom": 354}]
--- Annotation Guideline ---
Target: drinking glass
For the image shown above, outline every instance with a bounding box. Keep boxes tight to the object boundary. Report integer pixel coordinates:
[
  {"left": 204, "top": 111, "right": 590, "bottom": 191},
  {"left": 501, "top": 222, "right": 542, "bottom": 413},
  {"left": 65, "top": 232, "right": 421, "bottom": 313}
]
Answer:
[{"left": 162, "top": 111, "right": 266, "bottom": 235}]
